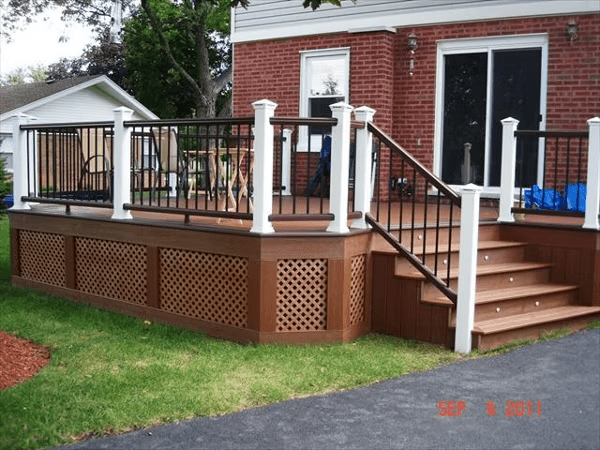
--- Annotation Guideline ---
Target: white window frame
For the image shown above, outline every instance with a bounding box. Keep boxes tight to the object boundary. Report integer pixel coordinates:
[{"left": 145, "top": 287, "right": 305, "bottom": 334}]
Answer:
[
  {"left": 299, "top": 47, "right": 350, "bottom": 152},
  {"left": 433, "top": 34, "right": 548, "bottom": 195}
]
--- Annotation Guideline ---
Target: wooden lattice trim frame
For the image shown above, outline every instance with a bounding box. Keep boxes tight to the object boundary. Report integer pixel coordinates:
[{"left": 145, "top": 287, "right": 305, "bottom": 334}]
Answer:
[
  {"left": 75, "top": 237, "right": 148, "bottom": 305},
  {"left": 19, "top": 230, "right": 66, "bottom": 287},
  {"left": 349, "top": 254, "right": 366, "bottom": 326},
  {"left": 276, "top": 259, "right": 327, "bottom": 332},
  {"left": 159, "top": 249, "right": 249, "bottom": 328}
]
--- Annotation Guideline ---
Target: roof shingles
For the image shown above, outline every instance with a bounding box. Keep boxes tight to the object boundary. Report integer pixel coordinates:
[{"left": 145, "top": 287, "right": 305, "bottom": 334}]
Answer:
[{"left": 0, "top": 75, "right": 100, "bottom": 115}]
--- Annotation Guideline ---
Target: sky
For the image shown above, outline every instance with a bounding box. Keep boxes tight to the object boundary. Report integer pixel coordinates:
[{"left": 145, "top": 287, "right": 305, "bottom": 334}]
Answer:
[{"left": 0, "top": 9, "right": 95, "bottom": 76}]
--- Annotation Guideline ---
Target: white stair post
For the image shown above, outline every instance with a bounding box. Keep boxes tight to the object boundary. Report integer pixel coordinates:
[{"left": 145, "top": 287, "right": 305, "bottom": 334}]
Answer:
[
  {"left": 10, "top": 113, "right": 36, "bottom": 211},
  {"left": 455, "top": 183, "right": 482, "bottom": 354},
  {"left": 251, "top": 99, "right": 277, "bottom": 234},
  {"left": 498, "top": 117, "right": 520, "bottom": 223},
  {"left": 352, "top": 106, "right": 376, "bottom": 229},
  {"left": 112, "top": 107, "right": 134, "bottom": 220},
  {"left": 281, "top": 128, "right": 292, "bottom": 196},
  {"left": 327, "top": 102, "right": 353, "bottom": 234},
  {"left": 583, "top": 117, "right": 600, "bottom": 230}
]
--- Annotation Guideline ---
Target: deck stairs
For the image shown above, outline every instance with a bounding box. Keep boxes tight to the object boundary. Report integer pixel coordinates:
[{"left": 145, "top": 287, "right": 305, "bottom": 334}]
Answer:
[{"left": 377, "top": 222, "right": 600, "bottom": 351}]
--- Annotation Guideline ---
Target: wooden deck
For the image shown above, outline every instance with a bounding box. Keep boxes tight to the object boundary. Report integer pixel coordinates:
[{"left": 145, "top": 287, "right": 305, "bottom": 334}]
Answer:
[{"left": 8, "top": 196, "right": 600, "bottom": 350}]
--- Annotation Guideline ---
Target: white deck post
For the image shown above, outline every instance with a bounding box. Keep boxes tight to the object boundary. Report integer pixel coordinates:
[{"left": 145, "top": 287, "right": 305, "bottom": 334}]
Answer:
[
  {"left": 352, "top": 106, "right": 376, "bottom": 229},
  {"left": 112, "top": 107, "right": 133, "bottom": 220},
  {"left": 583, "top": 117, "right": 600, "bottom": 230},
  {"left": 251, "top": 99, "right": 277, "bottom": 234},
  {"left": 281, "top": 128, "right": 292, "bottom": 196},
  {"left": 455, "top": 183, "right": 482, "bottom": 354},
  {"left": 327, "top": 102, "right": 353, "bottom": 234},
  {"left": 498, "top": 117, "right": 519, "bottom": 223},
  {"left": 11, "top": 113, "right": 36, "bottom": 211}
]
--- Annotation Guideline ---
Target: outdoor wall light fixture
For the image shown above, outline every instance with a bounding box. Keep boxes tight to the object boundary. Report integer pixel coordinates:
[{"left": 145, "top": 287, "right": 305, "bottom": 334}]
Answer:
[
  {"left": 408, "top": 34, "right": 418, "bottom": 76},
  {"left": 566, "top": 21, "right": 578, "bottom": 44}
]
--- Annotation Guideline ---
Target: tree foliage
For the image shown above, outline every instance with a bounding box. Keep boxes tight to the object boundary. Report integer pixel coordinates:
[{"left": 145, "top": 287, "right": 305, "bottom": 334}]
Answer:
[
  {"left": 46, "top": 29, "right": 127, "bottom": 88},
  {"left": 0, "top": 64, "right": 48, "bottom": 86},
  {"left": 2, "top": 0, "right": 351, "bottom": 118}
]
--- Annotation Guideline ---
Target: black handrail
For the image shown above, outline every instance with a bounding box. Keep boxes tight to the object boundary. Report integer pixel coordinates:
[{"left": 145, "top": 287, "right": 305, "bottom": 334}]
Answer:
[
  {"left": 367, "top": 121, "right": 462, "bottom": 304},
  {"left": 367, "top": 122, "right": 461, "bottom": 206}
]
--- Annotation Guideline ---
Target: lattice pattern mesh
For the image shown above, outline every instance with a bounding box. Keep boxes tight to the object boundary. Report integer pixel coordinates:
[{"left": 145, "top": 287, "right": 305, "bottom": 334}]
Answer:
[
  {"left": 350, "top": 254, "right": 366, "bottom": 326},
  {"left": 159, "top": 249, "right": 248, "bottom": 328},
  {"left": 76, "top": 238, "right": 147, "bottom": 305},
  {"left": 19, "top": 230, "right": 66, "bottom": 287},
  {"left": 277, "top": 259, "right": 327, "bottom": 332}
]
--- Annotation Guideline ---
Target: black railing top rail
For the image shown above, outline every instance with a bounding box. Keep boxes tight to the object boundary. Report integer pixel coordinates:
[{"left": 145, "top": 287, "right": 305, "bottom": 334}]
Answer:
[
  {"left": 367, "top": 121, "right": 462, "bottom": 206},
  {"left": 515, "top": 129, "right": 588, "bottom": 139},
  {"left": 124, "top": 117, "right": 255, "bottom": 127},
  {"left": 20, "top": 122, "right": 114, "bottom": 130}
]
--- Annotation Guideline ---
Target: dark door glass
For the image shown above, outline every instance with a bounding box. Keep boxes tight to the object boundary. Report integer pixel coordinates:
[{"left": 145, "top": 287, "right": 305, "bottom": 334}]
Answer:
[
  {"left": 490, "top": 49, "right": 542, "bottom": 187},
  {"left": 441, "top": 53, "right": 488, "bottom": 185}
]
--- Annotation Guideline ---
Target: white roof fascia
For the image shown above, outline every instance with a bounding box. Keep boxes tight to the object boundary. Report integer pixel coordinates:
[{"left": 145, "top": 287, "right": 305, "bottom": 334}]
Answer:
[
  {"left": 232, "top": 0, "right": 598, "bottom": 43},
  {"left": 0, "top": 75, "right": 159, "bottom": 123}
]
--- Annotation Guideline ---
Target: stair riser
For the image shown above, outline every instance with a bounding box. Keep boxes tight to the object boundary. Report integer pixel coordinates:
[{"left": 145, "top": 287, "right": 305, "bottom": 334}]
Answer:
[
  {"left": 422, "top": 267, "right": 552, "bottom": 298},
  {"left": 470, "top": 290, "right": 578, "bottom": 322},
  {"left": 395, "top": 246, "right": 526, "bottom": 274},
  {"left": 474, "top": 313, "right": 600, "bottom": 351}
]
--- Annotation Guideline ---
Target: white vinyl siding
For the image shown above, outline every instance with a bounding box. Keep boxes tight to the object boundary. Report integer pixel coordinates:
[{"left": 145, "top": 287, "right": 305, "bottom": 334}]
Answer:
[
  {"left": 0, "top": 86, "right": 150, "bottom": 172},
  {"left": 232, "top": 0, "right": 598, "bottom": 42}
]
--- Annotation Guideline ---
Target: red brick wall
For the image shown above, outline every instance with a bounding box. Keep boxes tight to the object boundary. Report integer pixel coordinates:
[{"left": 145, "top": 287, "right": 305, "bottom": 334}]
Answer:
[
  {"left": 233, "top": 31, "right": 396, "bottom": 131},
  {"left": 234, "top": 13, "right": 600, "bottom": 175}
]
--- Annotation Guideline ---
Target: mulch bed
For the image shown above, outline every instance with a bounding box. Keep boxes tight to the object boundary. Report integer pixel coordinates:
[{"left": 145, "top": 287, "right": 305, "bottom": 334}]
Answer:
[{"left": 0, "top": 330, "right": 50, "bottom": 390}]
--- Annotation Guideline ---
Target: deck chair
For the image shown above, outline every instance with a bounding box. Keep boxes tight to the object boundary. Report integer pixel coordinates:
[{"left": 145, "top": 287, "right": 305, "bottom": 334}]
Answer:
[
  {"left": 305, "top": 135, "right": 332, "bottom": 197},
  {"left": 130, "top": 127, "right": 181, "bottom": 198},
  {"left": 77, "top": 127, "right": 113, "bottom": 201}
]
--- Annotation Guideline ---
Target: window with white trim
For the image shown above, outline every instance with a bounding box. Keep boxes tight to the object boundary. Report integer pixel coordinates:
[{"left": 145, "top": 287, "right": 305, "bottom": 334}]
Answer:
[{"left": 299, "top": 48, "right": 350, "bottom": 151}]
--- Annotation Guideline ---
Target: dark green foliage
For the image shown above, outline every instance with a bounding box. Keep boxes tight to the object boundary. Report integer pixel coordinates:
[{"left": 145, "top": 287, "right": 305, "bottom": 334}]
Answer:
[{"left": 0, "top": 158, "right": 12, "bottom": 213}]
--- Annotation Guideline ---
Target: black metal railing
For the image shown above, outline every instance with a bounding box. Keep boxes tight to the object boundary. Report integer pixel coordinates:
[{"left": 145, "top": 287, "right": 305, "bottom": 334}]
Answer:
[
  {"left": 123, "top": 118, "right": 255, "bottom": 222},
  {"left": 20, "top": 122, "right": 114, "bottom": 210},
  {"left": 513, "top": 129, "right": 590, "bottom": 217},
  {"left": 269, "top": 117, "right": 361, "bottom": 222},
  {"left": 366, "top": 122, "right": 462, "bottom": 303}
]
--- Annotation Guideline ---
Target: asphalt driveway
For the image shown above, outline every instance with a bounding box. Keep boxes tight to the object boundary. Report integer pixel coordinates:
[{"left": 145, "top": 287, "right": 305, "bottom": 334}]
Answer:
[{"left": 56, "top": 328, "right": 600, "bottom": 450}]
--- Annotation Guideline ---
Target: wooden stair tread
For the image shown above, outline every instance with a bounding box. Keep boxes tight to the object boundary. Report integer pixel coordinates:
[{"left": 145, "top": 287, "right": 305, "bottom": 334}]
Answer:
[
  {"left": 423, "top": 283, "right": 578, "bottom": 307},
  {"left": 400, "top": 261, "right": 552, "bottom": 280},
  {"left": 472, "top": 306, "right": 600, "bottom": 335},
  {"left": 474, "top": 284, "right": 578, "bottom": 303},
  {"left": 412, "top": 240, "right": 524, "bottom": 256},
  {"left": 374, "top": 239, "right": 523, "bottom": 256}
]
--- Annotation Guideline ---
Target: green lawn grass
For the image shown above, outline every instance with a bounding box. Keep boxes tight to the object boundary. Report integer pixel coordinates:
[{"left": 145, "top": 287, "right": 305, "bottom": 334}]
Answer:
[{"left": 0, "top": 216, "right": 460, "bottom": 450}]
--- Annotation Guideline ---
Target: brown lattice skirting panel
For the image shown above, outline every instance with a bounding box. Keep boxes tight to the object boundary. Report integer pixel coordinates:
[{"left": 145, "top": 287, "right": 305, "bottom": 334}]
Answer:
[
  {"left": 350, "top": 254, "right": 366, "bottom": 326},
  {"left": 76, "top": 237, "right": 148, "bottom": 305},
  {"left": 10, "top": 210, "right": 372, "bottom": 344},
  {"left": 160, "top": 249, "right": 248, "bottom": 328},
  {"left": 19, "top": 230, "right": 66, "bottom": 287},
  {"left": 277, "top": 259, "right": 328, "bottom": 332}
]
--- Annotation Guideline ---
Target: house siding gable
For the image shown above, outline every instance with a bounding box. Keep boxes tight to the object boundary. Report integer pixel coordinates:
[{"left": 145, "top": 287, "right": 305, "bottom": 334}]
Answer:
[{"left": 232, "top": 0, "right": 598, "bottom": 42}]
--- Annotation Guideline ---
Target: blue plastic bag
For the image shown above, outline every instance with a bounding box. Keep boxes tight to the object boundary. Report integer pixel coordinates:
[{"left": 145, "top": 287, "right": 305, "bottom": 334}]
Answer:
[
  {"left": 2, "top": 194, "right": 13, "bottom": 209},
  {"left": 523, "top": 185, "right": 565, "bottom": 210},
  {"left": 564, "top": 183, "right": 586, "bottom": 212}
]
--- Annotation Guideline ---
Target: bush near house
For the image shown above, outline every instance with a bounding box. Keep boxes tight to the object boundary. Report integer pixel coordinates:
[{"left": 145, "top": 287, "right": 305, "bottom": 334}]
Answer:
[{"left": 0, "top": 159, "right": 12, "bottom": 213}]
